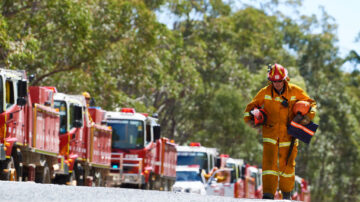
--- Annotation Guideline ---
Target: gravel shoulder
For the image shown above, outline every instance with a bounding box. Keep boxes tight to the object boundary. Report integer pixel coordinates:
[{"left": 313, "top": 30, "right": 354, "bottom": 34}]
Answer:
[{"left": 0, "top": 181, "right": 288, "bottom": 202}]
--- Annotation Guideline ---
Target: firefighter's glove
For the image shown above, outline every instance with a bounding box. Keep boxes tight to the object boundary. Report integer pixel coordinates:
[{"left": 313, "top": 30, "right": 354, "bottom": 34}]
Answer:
[
  {"left": 300, "top": 115, "right": 310, "bottom": 125},
  {"left": 293, "top": 113, "right": 310, "bottom": 125},
  {"left": 247, "top": 120, "right": 258, "bottom": 128},
  {"left": 293, "top": 114, "right": 304, "bottom": 123}
]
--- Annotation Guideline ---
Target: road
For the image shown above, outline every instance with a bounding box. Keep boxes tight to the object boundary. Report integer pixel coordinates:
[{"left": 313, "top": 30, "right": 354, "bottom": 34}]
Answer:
[{"left": 0, "top": 181, "right": 290, "bottom": 202}]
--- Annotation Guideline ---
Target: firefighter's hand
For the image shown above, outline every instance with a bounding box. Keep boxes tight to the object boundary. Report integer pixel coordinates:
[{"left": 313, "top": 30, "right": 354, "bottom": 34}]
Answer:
[
  {"left": 300, "top": 115, "right": 310, "bottom": 125},
  {"left": 247, "top": 120, "right": 261, "bottom": 129},
  {"left": 247, "top": 120, "right": 256, "bottom": 128},
  {"left": 293, "top": 114, "right": 304, "bottom": 123},
  {"left": 293, "top": 114, "right": 310, "bottom": 125}
]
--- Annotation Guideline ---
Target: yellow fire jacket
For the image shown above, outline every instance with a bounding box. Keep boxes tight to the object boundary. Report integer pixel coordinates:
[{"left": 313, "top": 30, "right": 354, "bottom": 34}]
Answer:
[{"left": 244, "top": 82, "right": 316, "bottom": 142}]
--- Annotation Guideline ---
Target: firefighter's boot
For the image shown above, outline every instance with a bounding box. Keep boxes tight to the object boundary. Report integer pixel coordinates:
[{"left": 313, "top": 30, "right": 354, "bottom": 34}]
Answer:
[
  {"left": 282, "top": 192, "right": 291, "bottom": 199},
  {"left": 262, "top": 193, "right": 274, "bottom": 199}
]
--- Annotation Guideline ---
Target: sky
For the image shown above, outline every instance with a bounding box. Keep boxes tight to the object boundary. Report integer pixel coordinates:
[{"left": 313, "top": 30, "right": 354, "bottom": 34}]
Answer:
[
  {"left": 296, "top": 0, "right": 360, "bottom": 71},
  {"left": 302, "top": 0, "right": 359, "bottom": 55},
  {"left": 157, "top": 0, "right": 360, "bottom": 71}
]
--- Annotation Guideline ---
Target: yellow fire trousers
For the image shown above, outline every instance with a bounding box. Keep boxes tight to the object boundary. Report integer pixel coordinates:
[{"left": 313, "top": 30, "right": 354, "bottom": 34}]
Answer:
[{"left": 262, "top": 138, "right": 298, "bottom": 195}]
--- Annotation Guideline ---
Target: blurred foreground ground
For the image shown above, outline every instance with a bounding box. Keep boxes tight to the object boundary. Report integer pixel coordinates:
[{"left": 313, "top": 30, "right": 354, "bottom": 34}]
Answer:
[{"left": 0, "top": 181, "right": 294, "bottom": 202}]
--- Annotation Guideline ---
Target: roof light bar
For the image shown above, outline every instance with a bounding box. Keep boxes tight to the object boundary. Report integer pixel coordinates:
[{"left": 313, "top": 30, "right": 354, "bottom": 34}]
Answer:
[
  {"left": 121, "top": 108, "right": 136, "bottom": 113},
  {"left": 189, "top": 142, "right": 201, "bottom": 147}
]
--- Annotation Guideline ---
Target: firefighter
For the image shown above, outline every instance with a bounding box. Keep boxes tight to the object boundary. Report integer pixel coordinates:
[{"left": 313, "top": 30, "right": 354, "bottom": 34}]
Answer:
[
  {"left": 82, "top": 91, "right": 93, "bottom": 122},
  {"left": 82, "top": 91, "right": 91, "bottom": 107},
  {"left": 243, "top": 64, "right": 316, "bottom": 199}
]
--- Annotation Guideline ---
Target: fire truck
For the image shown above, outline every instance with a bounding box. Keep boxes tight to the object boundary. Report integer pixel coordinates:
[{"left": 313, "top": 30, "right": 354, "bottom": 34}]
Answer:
[
  {"left": 205, "top": 156, "right": 263, "bottom": 199},
  {"left": 0, "top": 69, "right": 65, "bottom": 183},
  {"left": 104, "top": 108, "right": 177, "bottom": 190},
  {"left": 176, "top": 143, "right": 218, "bottom": 174},
  {"left": 53, "top": 92, "right": 112, "bottom": 186},
  {"left": 292, "top": 176, "right": 311, "bottom": 202}
]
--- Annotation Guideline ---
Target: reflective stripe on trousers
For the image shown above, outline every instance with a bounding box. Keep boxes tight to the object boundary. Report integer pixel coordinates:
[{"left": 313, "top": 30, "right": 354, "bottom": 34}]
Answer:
[
  {"left": 262, "top": 170, "right": 295, "bottom": 178},
  {"left": 263, "top": 138, "right": 298, "bottom": 147}
]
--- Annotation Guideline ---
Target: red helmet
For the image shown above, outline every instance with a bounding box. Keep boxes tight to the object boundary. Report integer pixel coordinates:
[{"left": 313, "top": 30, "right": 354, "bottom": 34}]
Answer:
[{"left": 268, "top": 64, "right": 288, "bottom": 82}]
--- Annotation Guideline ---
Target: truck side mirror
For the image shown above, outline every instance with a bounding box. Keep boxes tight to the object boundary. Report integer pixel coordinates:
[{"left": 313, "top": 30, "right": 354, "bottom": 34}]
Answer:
[
  {"left": 17, "top": 80, "right": 27, "bottom": 106},
  {"left": 29, "top": 74, "right": 35, "bottom": 84},
  {"left": 17, "top": 80, "right": 27, "bottom": 98},
  {"left": 17, "top": 97, "right": 27, "bottom": 106},
  {"left": 153, "top": 126, "right": 161, "bottom": 141},
  {"left": 215, "top": 157, "right": 221, "bottom": 168},
  {"left": 89, "top": 98, "right": 95, "bottom": 107},
  {"left": 73, "top": 105, "right": 83, "bottom": 128},
  {"left": 241, "top": 165, "right": 246, "bottom": 179},
  {"left": 146, "top": 125, "right": 152, "bottom": 143}
]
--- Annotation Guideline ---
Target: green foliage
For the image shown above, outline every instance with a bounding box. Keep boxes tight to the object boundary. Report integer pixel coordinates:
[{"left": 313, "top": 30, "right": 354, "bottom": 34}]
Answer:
[{"left": 1, "top": 0, "right": 359, "bottom": 201}]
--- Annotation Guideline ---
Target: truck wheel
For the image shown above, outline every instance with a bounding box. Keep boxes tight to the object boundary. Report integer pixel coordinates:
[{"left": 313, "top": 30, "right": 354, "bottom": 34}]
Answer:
[
  {"left": 74, "top": 162, "right": 84, "bottom": 186},
  {"left": 142, "top": 180, "right": 151, "bottom": 190},
  {"left": 167, "top": 179, "right": 173, "bottom": 191},
  {"left": 35, "top": 164, "right": 51, "bottom": 184},
  {"left": 68, "top": 171, "right": 77, "bottom": 186},
  {"left": 54, "top": 174, "right": 68, "bottom": 184},
  {"left": 93, "top": 172, "right": 102, "bottom": 187},
  {"left": 1, "top": 150, "right": 22, "bottom": 181},
  {"left": 142, "top": 173, "right": 153, "bottom": 190},
  {"left": 7, "top": 156, "right": 17, "bottom": 181},
  {"left": 163, "top": 178, "right": 169, "bottom": 191},
  {"left": 14, "top": 149, "right": 23, "bottom": 182}
]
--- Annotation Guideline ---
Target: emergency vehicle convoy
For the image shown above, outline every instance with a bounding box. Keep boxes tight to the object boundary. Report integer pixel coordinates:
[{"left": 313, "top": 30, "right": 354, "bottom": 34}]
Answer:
[{"left": 0, "top": 68, "right": 310, "bottom": 201}]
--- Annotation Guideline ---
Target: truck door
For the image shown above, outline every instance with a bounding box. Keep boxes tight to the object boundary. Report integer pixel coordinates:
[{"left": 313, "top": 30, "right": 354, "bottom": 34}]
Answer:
[
  {"left": 0, "top": 76, "right": 5, "bottom": 144},
  {"left": 5, "top": 79, "right": 25, "bottom": 144},
  {"left": 68, "top": 104, "right": 84, "bottom": 158},
  {"left": 68, "top": 103, "right": 78, "bottom": 155},
  {"left": 54, "top": 100, "right": 69, "bottom": 156}
]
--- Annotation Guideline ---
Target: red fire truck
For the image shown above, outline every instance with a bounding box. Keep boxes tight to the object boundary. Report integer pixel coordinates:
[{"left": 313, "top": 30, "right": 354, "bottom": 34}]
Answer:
[
  {"left": 176, "top": 143, "right": 218, "bottom": 174},
  {"left": 53, "top": 92, "right": 112, "bottom": 186},
  {"left": 205, "top": 156, "right": 263, "bottom": 199},
  {"left": 292, "top": 176, "right": 311, "bottom": 202},
  {"left": 104, "top": 108, "right": 177, "bottom": 190},
  {"left": 0, "top": 69, "right": 66, "bottom": 183}
]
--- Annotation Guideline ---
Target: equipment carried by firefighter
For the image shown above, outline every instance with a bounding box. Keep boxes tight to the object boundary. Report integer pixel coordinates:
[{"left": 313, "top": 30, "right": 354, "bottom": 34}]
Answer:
[
  {"left": 287, "top": 101, "right": 318, "bottom": 144},
  {"left": 250, "top": 107, "right": 267, "bottom": 126},
  {"left": 293, "top": 100, "right": 311, "bottom": 116}
]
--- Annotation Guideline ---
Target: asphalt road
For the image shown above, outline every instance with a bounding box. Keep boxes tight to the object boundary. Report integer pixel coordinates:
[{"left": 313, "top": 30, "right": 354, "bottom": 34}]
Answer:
[{"left": 0, "top": 181, "right": 289, "bottom": 202}]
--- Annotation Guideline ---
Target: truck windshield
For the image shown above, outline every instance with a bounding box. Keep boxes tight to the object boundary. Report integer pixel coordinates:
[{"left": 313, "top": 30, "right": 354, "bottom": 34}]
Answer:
[
  {"left": 176, "top": 171, "right": 202, "bottom": 182},
  {"left": 107, "top": 120, "right": 145, "bottom": 149},
  {"left": 177, "top": 152, "right": 208, "bottom": 172},
  {"left": 54, "top": 100, "right": 67, "bottom": 134}
]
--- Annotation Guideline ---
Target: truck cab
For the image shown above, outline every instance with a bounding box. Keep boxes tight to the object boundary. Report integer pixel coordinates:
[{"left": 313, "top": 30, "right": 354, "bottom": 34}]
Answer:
[
  {"left": 54, "top": 93, "right": 87, "bottom": 161},
  {"left": 53, "top": 92, "right": 111, "bottom": 186},
  {"left": 105, "top": 108, "right": 159, "bottom": 186},
  {"left": 176, "top": 143, "right": 218, "bottom": 174},
  {"left": 53, "top": 93, "right": 89, "bottom": 184},
  {"left": 0, "top": 69, "right": 27, "bottom": 160}
]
